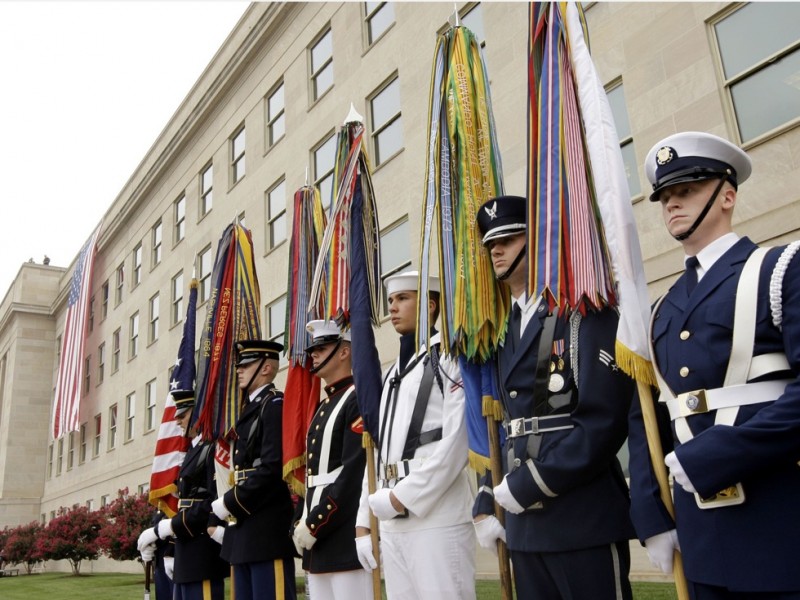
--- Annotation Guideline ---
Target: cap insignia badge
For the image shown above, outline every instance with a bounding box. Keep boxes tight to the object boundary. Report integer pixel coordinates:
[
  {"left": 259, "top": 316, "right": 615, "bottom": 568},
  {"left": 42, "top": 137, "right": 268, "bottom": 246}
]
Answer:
[
  {"left": 484, "top": 201, "right": 497, "bottom": 220},
  {"left": 656, "top": 146, "right": 676, "bottom": 165}
]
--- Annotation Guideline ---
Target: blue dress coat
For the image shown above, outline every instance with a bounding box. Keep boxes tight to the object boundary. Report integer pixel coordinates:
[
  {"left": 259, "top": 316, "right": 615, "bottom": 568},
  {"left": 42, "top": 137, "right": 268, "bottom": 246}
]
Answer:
[{"left": 628, "top": 237, "right": 800, "bottom": 591}]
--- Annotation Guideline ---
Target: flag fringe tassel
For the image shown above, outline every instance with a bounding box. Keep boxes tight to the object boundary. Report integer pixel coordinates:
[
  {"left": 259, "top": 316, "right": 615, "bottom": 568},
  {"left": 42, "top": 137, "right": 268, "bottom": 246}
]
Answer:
[{"left": 615, "top": 341, "right": 657, "bottom": 387}]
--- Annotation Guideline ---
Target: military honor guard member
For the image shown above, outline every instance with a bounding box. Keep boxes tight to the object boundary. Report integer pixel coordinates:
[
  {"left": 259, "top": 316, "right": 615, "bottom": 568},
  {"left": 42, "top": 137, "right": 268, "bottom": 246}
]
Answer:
[
  {"left": 138, "top": 508, "right": 175, "bottom": 600},
  {"left": 152, "top": 389, "right": 228, "bottom": 600},
  {"left": 355, "top": 270, "right": 476, "bottom": 600},
  {"left": 292, "top": 320, "right": 373, "bottom": 599},
  {"left": 628, "top": 131, "right": 800, "bottom": 599},
  {"left": 472, "top": 196, "right": 636, "bottom": 600},
  {"left": 211, "top": 340, "right": 296, "bottom": 600}
]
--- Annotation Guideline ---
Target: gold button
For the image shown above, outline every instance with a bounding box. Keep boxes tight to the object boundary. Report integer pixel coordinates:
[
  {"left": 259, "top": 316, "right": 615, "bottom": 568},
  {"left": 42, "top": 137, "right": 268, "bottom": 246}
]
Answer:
[
  {"left": 324, "top": 399, "right": 330, "bottom": 404},
  {"left": 680, "top": 330, "right": 690, "bottom": 340},
  {"left": 308, "top": 453, "right": 313, "bottom": 459},
  {"left": 311, "top": 438, "right": 316, "bottom": 444},
  {"left": 315, "top": 425, "right": 320, "bottom": 430},
  {"left": 307, "top": 468, "right": 312, "bottom": 474},
  {"left": 310, "top": 524, "right": 316, "bottom": 529},
  {"left": 679, "top": 367, "right": 690, "bottom": 377},
  {"left": 320, "top": 411, "right": 325, "bottom": 417},
  {"left": 509, "top": 391, "right": 518, "bottom": 399},
  {"left": 318, "top": 514, "right": 323, "bottom": 520},
  {"left": 326, "top": 504, "right": 332, "bottom": 510}
]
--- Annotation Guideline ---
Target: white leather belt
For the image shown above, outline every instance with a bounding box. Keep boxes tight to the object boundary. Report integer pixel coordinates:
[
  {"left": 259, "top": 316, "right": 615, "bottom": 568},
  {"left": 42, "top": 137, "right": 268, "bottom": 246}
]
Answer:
[
  {"left": 504, "top": 415, "right": 574, "bottom": 438},
  {"left": 663, "top": 379, "right": 791, "bottom": 420},
  {"left": 306, "top": 465, "right": 343, "bottom": 489}
]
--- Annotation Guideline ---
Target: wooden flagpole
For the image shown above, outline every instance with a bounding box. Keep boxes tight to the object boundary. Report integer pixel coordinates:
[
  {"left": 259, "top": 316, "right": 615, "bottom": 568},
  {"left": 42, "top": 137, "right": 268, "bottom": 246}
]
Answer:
[
  {"left": 487, "top": 420, "right": 513, "bottom": 600},
  {"left": 637, "top": 381, "right": 689, "bottom": 600},
  {"left": 365, "top": 444, "right": 382, "bottom": 600}
]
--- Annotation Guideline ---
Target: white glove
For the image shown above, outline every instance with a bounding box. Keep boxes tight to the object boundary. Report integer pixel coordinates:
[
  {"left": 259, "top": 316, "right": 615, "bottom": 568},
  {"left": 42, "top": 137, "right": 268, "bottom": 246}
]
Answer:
[
  {"left": 157, "top": 518, "right": 174, "bottom": 539},
  {"left": 139, "top": 544, "right": 155, "bottom": 563},
  {"left": 644, "top": 529, "right": 681, "bottom": 574},
  {"left": 210, "top": 526, "right": 225, "bottom": 545},
  {"left": 211, "top": 497, "right": 231, "bottom": 520},
  {"left": 137, "top": 527, "right": 158, "bottom": 552},
  {"left": 493, "top": 476, "right": 525, "bottom": 514},
  {"left": 368, "top": 488, "right": 403, "bottom": 521},
  {"left": 665, "top": 452, "right": 697, "bottom": 493},
  {"left": 355, "top": 535, "right": 378, "bottom": 572},
  {"left": 473, "top": 515, "right": 506, "bottom": 556},
  {"left": 293, "top": 521, "right": 317, "bottom": 554},
  {"left": 163, "top": 556, "right": 175, "bottom": 580}
]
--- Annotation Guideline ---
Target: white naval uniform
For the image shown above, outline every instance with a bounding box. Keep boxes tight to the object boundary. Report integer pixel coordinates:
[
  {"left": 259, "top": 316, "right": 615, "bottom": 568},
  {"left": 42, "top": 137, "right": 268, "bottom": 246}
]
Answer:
[{"left": 357, "top": 333, "right": 476, "bottom": 600}]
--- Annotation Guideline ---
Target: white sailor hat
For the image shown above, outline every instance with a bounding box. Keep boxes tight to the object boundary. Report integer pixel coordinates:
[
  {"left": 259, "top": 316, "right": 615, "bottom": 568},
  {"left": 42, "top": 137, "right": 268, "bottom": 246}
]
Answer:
[
  {"left": 645, "top": 131, "right": 752, "bottom": 201},
  {"left": 476, "top": 195, "right": 527, "bottom": 246},
  {"left": 384, "top": 270, "right": 440, "bottom": 297},
  {"left": 305, "top": 320, "right": 351, "bottom": 353}
]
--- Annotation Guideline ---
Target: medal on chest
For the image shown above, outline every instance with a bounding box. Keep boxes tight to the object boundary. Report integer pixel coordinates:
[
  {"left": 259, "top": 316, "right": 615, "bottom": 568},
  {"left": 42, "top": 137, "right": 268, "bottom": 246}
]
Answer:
[{"left": 548, "top": 339, "right": 566, "bottom": 392}]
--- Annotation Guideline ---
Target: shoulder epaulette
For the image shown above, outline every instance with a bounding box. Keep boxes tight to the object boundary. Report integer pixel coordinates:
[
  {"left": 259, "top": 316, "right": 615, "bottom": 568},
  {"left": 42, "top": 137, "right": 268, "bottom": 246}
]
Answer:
[{"left": 769, "top": 241, "right": 800, "bottom": 331}]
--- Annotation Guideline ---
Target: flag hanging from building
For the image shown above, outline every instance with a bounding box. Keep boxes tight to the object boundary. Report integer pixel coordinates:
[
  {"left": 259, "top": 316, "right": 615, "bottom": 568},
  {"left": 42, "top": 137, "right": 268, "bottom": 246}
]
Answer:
[
  {"left": 51, "top": 226, "right": 101, "bottom": 440},
  {"left": 282, "top": 186, "right": 326, "bottom": 495},
  {"left": 148, "top": 279, "right": 197, "bottom": 517}
]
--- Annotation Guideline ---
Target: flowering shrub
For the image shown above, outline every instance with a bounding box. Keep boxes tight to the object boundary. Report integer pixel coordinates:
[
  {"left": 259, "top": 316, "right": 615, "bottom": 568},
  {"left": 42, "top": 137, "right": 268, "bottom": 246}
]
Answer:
[
  {"left": 96, "top": 488, "right": 154, "bottom": 562},
  {"left": 35, "top": 506, "right": 105, "bottom": 574},
  {"left": 2, "top": 521, "right": 45, "bottom": 574}
]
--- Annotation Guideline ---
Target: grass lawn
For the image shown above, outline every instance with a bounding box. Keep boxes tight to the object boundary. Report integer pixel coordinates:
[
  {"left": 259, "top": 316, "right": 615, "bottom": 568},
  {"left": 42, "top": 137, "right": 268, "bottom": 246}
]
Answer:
[{"left": 0, "top": 572, "right": 678, "bottom": 599}]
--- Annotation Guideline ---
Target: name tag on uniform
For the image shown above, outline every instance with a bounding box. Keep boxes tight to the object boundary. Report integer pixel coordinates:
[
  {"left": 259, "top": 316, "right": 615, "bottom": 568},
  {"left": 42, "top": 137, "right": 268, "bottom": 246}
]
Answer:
[{"left": 694, "top": 482, "right": 745, "bottom": 509}]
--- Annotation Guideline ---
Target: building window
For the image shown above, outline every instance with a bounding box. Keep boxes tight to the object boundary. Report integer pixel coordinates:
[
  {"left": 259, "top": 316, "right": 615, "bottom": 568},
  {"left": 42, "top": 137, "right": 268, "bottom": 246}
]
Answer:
[
  {"left": 267, "top": 81, "right": 285, "bottom": 147},
  {"left": 125, "top": 393, "right": 135, "bottom": 442},
  {"left": 149, "top": 294, "right": 159, "bottom": 343},
  {"left": 93, "top": 414, "right": 101, "bottom": 457},
  {"left": 130, "top": 312, "right": 139, "bottom": 358},
  {"left": 266, "top": 295, "right": 288, "bottom": 368},
  {"left": 606, "top": 82, "right": 641, "bottom": 198},
  {"left": 310, "top": 28, "right": 334, "bottom": 100},
  {"left": 79, "top": 423, "right": 87, "bottom": 464},
  {"left": 198, "top": 246, "right": 212, "bottom": 304},
  {"left": 67, "top": 432, "right": 75, "bottom": 470},
  {"left": 152, "top": 220, "right": 162, "bottom": 266},
  {"left": 101, "top": 280, "right": 109, "bottom": 319},
  {"left": 313, "top": 134, "right": 337, "bottom": 211},
  {"left": 267, "top": 179, "right": 287, "bottom": 249},
  {"left": 231, "top": 126, "right": 246, "bottom": 184},
  {"left": 88, "top": 296, "right": 95, "bottom": 332},
  {"left": 108, "top": 404, "right": 118, "bottom": 450},
  {"left": 132, "top": 244, "right": 143, "bottom": 287},
  {"left": 115, "top": 264, "right": 124, "bottom": 305},
  {"left": 713, "top": 3, "right": 800, "bottom": 143},
  {"left": 460, "top": 3, "right": 486, "bottom": 46},
  {"left": 380, "top": 218, "right": 411, "bottom": 314},
  {"left": 100, "top": 494, "right": 109, "bottom": 508},
  {"left": 138, "top": 483, "right": 150, "bottom": 495},
  {"left": 146, "top": 379, "right": 157, "bottom": 432},
  {"left": 83, "top": 356, "right": 91, "bottom": 395},
  {"left": 172, "top": 271, "right": 184, "bottom": 325},
  {"left": 365, "top": 2, "right": 394, "bottom": 45},
  {"left": 86, "top": 499, "right": 94, "bottom": 511},
  {"left": 200, "top": 164, "right": 213, "bottom": 217},
  {"left": 56, "top": 438, "right": 63, "bottom": 476},
  {"left": 48, "top": 444, "right": 54, "bottom": 478},
  {"left": 112, "top": 328, "right": 121, "bottom": 373},
  {"left": 370, "top": 75, "right": 402, "bottom": 165},
  {"left": 98, "top": 342, "right": 105, "bottom": 384},
  {"left": 175, "top": 194, "right": 186, "bottom": 243}
]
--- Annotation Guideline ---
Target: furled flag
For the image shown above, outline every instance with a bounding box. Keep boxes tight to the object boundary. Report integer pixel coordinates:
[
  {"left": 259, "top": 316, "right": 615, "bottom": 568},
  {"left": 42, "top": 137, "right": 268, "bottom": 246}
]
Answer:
[
  {"left": 282, "top": 186, "right": 326, "bottom": 495},
  {"left": 148, "top": 279, "right": 197, "bottom": 517},
  {"left": 51, "top": 225, "right": 101, "bottom": 439},
  {"left": 310, "top": 114, "right": 383, "bottom": 443}
]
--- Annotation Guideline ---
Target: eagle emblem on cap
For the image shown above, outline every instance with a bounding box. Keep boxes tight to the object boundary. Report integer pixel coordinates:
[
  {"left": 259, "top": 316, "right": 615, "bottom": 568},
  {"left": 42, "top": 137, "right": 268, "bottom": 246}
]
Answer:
[
  {"left": 655, "top": 146, "right": 676, "bottom": 165},
  {"left": 484, "top": 201, "right": 498, "bottom": 220}
]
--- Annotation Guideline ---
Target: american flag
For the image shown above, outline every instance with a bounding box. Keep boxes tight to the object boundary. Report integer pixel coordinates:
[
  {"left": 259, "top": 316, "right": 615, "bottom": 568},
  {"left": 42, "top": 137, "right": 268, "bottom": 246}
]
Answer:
[
  {"left": 148, "top": 279, "right": 196, "bottom": 517},
  {"left": 51, "top": 227, "right": 100, "bottom": 439}
]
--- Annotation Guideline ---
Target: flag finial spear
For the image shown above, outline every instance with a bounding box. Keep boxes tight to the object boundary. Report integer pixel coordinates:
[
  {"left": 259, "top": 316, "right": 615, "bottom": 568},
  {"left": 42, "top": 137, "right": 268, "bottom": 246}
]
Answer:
[
  {"left": 452, "top": 3, "right": 460, "bottom": 27},
  {"left": 343, "top": 102, "right": 363, "bottom": 125},
  {"left": 305, "top": 166, "right": 309, "bottom": 187}
]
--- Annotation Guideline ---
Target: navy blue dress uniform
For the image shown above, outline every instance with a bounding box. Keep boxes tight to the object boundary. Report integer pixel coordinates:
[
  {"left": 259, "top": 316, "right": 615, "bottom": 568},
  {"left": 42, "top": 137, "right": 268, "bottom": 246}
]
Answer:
[
  {"left": 473, "top": 196, "right": 636, "bottom": 600},
  {"left": 215, "top": 340, "right": 296, "bottom": 600},
  {"left": 150, "top": 509, "right": 175, "bottom": 600},
  {"left": 167, "top": 390, "right": 228, "bottom": 599},
  {"left": 628, "top": 131, "right": 800, "bottom": 598}
]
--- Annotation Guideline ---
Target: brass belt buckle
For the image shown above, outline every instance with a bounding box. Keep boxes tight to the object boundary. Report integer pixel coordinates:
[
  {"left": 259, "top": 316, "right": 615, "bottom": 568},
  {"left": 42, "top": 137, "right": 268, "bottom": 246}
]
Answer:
[
  {"left": 678, "top": 389, "right": 708, "bottom": 416},
  {"left": 694, "top": 482, "right": 745, "bottom": 509},
  {"left": 510, "top": 418, "right": 524, "bottom": 438},
  {"left": 385, "top": 464, "right": 397, "bottom": 481}
]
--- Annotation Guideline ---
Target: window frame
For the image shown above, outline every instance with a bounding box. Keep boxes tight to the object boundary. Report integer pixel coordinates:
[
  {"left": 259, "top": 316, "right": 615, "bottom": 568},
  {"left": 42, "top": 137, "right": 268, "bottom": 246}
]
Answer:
[
  {"left": 174, "top": 194, "right": 186, "bottom": 243},
  {"left": 364, "top": 1, "right": 395, "bottom": 47},
  {"left": 172, "top": 271, "right": 184, "bottom": 326},
  {"left": 108, "top": 404, "right": 118, "bottom": 450},
  {"left": 266, "top": 178, "right": 288, "bottom": 250},
  {"left": 152, "top": 219, "right": 163, "bottom": 267},
  {"left": 312, "top": 132, "right": 337, "bottom": 211},
  {"left": 200, "top": 163, "right": 213, "bottom": 217},
  {"left": 149, "top": 293, "right": 159, "bottom": 344},
  {"left": 267, "top": 81, "right": 286, "bottom": 148},
  {"left": 368, "top": 73, "right": 403, "bottom": 166},
  {"left": 132, "top": 243, "right": 143, "bottom": 288},
  {"left": 231, "top": 125, "right": 246, "bottom": 184},
  {"left": 198, "top": 246, "right": 213, "bottom": 304},
  {"left": 129, "top": 312, "right": 140, "bottom": 359},
  {"left": 125, "top": 392, "right": 135, "bottom": 442},
  {"left": 146, "top": 379, "right": 157, "bottom": 432},
  {"left": 310, "top": 27, "right": 334, "bottom": 101}
]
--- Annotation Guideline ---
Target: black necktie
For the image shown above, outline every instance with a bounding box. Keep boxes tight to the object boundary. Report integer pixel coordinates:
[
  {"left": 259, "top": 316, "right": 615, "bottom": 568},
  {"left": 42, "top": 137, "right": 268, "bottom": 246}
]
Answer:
[
  {"left": 685, "top": 256, "right": 700, "bottom": 295},
  {"left": 510, "top": 302, "right": 522, "bottom": 350}
]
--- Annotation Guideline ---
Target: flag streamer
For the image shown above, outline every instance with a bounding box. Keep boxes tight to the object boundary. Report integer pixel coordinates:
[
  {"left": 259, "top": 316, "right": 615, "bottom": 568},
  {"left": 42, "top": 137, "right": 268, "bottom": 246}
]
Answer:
[{"left": 282, "top": 187, "right": 327, "bottom": 494}]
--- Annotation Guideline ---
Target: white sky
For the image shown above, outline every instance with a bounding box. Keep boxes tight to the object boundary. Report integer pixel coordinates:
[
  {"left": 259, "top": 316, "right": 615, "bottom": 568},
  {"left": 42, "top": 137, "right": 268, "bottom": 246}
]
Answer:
[{"left": 0, "top": 0, "right": 249, "bottom": 295}]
